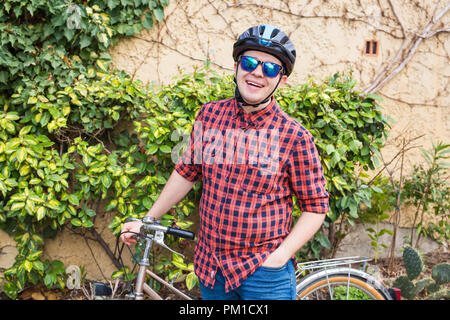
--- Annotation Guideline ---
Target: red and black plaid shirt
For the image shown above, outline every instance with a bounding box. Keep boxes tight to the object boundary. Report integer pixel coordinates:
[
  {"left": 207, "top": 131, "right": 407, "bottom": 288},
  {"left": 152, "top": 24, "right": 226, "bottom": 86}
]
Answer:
[{"left": 174, "top": 97, "right": 329, "bottom": 292}]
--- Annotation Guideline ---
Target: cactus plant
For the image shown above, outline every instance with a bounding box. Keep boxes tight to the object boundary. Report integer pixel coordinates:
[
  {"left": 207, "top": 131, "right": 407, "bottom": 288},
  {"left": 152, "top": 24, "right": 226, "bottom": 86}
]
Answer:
[
  {"left": 393, "top": 276, "right": 417, "bottom": 300},
  {"left": 415, "top": 278, "right": 432, "bottom": 293},
  {"left": 431, "top": 263, "right": 450, "bottom": 285},
  {"left": 393, "top": 247, "right": 449, "bottom": 300},
  {"left": 403, "top": 246, "right": 423, "bottom": 280},
  {"left": 426, "top": 281, "right": 441, "bottom": 294}
]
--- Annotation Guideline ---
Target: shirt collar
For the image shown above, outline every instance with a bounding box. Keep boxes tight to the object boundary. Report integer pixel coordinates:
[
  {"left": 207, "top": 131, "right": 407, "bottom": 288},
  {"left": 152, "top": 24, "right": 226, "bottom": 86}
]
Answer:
[{"left": 232, "top": 97, "right": 277, "bottom": 128}]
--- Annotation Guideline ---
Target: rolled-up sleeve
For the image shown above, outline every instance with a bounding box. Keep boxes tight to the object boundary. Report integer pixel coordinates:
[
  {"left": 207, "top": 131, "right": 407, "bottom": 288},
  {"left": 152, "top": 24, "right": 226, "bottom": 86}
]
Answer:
[{"left": 287, "top": 132, "right": 329, "bottom": 214}]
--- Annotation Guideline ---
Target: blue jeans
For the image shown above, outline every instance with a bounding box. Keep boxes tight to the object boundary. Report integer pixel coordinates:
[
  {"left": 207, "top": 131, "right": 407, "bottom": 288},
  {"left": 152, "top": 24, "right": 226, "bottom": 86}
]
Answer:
[{"left": 199, "top": 260, "right": 296, "bottom": 300}]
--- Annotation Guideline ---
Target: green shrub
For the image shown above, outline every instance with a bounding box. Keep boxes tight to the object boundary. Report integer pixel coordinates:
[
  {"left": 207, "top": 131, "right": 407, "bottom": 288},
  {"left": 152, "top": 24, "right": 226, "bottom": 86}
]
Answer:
[{"left": 0, "top": 0, "right": 171, "bottom": 299}]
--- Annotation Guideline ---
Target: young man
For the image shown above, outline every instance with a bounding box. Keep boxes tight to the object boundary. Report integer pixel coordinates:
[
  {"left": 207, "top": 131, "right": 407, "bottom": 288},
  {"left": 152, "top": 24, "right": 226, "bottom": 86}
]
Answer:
[{"left": 121, "top": 25, "right": 329, "bottom": 300}]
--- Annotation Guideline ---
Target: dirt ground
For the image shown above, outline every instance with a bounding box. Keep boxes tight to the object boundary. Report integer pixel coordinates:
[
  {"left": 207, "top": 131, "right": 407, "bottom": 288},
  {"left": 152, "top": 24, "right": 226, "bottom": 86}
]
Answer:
[{"left": 1, "top": 248, "right": 448, "bottom": 301}]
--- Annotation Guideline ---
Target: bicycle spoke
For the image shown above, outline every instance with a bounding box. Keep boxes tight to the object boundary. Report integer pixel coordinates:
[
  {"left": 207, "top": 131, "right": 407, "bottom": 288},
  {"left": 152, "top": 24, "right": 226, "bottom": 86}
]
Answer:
[
  {"left": 324, "top": 270, "right": 334, "bottom": 300},
  {"left": 346, "top": 268, "right": 351, "bottom": 300}
]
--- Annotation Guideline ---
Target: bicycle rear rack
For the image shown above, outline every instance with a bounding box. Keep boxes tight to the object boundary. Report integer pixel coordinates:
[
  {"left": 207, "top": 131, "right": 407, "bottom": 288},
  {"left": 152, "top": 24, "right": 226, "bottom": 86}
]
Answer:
[{"left": 296, "top": 256, "right": 371, "bottom": 277}]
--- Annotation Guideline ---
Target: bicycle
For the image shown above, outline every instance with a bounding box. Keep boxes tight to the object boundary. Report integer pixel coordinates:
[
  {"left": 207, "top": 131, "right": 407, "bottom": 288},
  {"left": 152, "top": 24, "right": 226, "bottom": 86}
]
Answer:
[
  {"left": 295, "top": 256, "right": 397, "bottom": 300},
  {"left": 99, "top": 217, "right": 398, "bottom": 300}
]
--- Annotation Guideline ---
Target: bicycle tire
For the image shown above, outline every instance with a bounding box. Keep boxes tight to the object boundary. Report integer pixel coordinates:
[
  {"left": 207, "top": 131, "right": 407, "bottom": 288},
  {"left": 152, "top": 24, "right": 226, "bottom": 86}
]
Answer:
[{"left": 296, "top": 267, "right": 392, "bottom": 300}]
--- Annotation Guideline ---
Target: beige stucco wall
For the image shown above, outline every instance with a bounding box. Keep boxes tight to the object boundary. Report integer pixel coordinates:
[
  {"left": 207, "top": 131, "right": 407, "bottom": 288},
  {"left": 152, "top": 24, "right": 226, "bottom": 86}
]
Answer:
[
  {"left": 111, "top": 0, "right": 449, "bottom": 225},
  {"left": 112, "top": 0, "right": 449, "bottom": 170},
  {"left": 1, "top": 0, "right": 448, "bottom": 282}
]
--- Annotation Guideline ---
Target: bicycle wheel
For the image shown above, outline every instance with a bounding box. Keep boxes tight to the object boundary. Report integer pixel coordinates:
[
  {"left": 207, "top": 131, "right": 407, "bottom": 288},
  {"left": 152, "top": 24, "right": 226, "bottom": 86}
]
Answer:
[{"left": 296, "top": 267, "right": 392, "bottom": 300}]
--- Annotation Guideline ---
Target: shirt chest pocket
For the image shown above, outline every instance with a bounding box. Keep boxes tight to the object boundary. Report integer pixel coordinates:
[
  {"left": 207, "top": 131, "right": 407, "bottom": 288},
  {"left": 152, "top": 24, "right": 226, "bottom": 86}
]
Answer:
[
  {"left": 239, "top": 165, "right": 275, "bottom": 194},
  {"left": 202, "top": 148, "right": 226, "bottom": 180}
]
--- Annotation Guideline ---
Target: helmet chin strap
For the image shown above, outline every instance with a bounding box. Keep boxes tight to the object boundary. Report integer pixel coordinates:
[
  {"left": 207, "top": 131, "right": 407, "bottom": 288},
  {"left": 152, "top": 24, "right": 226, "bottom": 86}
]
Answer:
[{"left": 234, "top": 68, "right": 282, "bottom": 109}]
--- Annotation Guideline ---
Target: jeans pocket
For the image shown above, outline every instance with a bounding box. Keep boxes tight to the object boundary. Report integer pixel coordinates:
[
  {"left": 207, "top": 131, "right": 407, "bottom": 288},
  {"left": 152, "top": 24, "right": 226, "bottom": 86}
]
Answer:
[
  {"left": 258, "top": 262, "right": 288, "bottom": 272},
  {"left": 240, "top": 260, "right": 295, "bottom": 299}
]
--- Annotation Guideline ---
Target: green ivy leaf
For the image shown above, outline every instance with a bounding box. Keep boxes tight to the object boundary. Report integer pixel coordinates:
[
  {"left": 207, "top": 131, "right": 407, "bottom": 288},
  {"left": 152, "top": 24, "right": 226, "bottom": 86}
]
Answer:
[
  {"left": 5, "top": 139, "right": 21, "bottom": 153},
  {"left": 315, "top": 233, "right": 331, "bottom": 249},
  {"left": 101, "top": 174, "right": 113, "bottom": 188},
  {"left": 142, "top": 197, "right": 152, "bottom": 209},
  {"left": 3, "top": 281, "right": 18, "bottom": 300},
  {"left": 33, "top": 260, "right": 44, "bottom": 272},
  {"left": 36, "top": 206, "right": 46, "bottom": 221},
  {"left": 124, "top": 167, "right": 139, "bottom": 175},
  {"left": 68, "top": 194, "right": 80, "bottom": 206},
  {"left": 119, "top": 175, "right": 131, "bottom": 188},
  {"left": 44, "top": 273, "right": 57, "bottom": 287},
  {"left": 46, "top": 199, "right": 61, "bottom": 210},
  {"left": 159, "top": 145, "right": 171, "bottom": 153},
  {"left": 0, "top": 71, "right": 9, "bottom": 84},
  {"left": 27, "top": 97, "right": 38, "bottom": 104},
  {"left": 80, "top": 35, "right": 92, "bottom": 49},
  {"left": 143, "top": 12, "right": 154, "bottom": 29},
  {"left": 147, "top": 144, "right": 158, "bottom": 154},
  {"left": 23, "top": 260, "right": 33, "bottom": 272},
  {"left": 349, "top": 140, "right": 362, "bottom": 153},
  {"left": 105, "top": 199, "right": 118, "bottom": 211},
  {"left": 82, "top": 220, "right": 94, "bottom": 228},
  {"left": 186, "top": 272, "right": 198, "bottom": 291},
  {"left": 172, "top": 260, "right": 187, "bottom": 270},
  {"left": 11, "top": 202, "right": 25, "bottom": 211},
  {"left": 71, "top": 218, "right": 82, "bottom": 227},
  {"left": 27, "top": 250, "right": 43, "bottom": 261},
  {"left": 16, "top": 147, "right": 27, "bottom": 162},
  {"left": 153, "top": 7, "right": 165, "bottom": 21}
]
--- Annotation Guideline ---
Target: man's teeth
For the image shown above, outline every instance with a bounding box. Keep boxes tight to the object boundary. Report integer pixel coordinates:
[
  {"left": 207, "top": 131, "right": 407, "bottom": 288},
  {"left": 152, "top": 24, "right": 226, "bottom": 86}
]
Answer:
[{"left": 247, "top": 81, "right": 263, "bottom": 88}]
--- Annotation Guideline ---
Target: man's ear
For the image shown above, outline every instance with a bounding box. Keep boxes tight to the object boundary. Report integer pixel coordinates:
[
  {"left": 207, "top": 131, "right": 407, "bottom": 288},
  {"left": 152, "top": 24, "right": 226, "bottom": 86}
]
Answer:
[{"left": 278, "top": 74, "right": 288, "bottom": 87}]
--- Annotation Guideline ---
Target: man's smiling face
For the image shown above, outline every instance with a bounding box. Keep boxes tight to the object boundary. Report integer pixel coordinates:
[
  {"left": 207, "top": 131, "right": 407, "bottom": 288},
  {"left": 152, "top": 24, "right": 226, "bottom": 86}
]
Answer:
[{"left": 235, "top": 50, "right": 287, "bottom": 111}]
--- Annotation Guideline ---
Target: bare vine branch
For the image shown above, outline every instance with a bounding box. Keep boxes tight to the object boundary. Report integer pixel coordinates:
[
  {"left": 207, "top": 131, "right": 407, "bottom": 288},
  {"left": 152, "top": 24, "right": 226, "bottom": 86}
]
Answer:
[
  {"left": 119, "top": 0, "right": 448, "bottom": 110},
  {"left": 364, "top": 3, "right": 450, "bottom": 94}
]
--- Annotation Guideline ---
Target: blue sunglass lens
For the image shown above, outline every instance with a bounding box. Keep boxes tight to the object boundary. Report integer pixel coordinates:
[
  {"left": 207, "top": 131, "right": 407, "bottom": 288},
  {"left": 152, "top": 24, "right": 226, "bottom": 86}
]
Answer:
[
  {"left": 263, "top": 63, "right": 281, "bottom": 77},
  {"left": 241, "top": 56, "right": 258, "bottom": 72}
]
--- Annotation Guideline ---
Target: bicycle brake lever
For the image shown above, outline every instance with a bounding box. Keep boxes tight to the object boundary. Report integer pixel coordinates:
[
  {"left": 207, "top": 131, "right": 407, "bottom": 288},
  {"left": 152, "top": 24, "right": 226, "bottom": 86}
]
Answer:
[{"left": 154, "top": 231, "right": 185, "bottom": 258}]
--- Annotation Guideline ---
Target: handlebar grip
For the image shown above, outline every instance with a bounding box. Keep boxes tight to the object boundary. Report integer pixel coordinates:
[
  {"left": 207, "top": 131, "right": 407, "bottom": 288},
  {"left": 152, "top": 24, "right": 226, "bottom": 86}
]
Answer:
[{"left": 166, "top": 227, "right": 195, "bottom": 240}]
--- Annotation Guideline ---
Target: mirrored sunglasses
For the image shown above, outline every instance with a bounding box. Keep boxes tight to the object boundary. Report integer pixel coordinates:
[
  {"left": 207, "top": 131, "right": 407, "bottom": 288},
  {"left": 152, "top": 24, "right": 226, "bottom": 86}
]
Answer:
[{"left": 239, "top": 55, "right": 283, "bottom": 78}]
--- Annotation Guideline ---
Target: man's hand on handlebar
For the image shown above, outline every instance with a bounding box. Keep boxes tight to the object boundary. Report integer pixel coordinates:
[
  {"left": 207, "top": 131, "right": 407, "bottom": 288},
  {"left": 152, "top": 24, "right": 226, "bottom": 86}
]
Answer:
[{"left": 120, "top": 220, "right": 143, "bottom": 245}]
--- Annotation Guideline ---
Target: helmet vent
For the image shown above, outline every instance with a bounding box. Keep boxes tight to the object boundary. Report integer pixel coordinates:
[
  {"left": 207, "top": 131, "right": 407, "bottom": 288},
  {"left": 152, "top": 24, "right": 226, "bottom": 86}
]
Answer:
[
  {"left": 270, "top": 29, "right": 280, "bottom": 38},
  {"left": 280, "top": 36, "right": 289, "bottom": 44},
  {"left": 259, "top": 25, "right": 265, "bottom": 36}
]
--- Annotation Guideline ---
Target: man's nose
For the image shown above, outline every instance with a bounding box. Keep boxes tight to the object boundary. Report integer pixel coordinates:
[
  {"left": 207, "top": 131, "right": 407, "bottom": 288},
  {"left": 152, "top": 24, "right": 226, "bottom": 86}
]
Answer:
[{"left": 251, "top": 63, "right": 264, "bottom": 77}]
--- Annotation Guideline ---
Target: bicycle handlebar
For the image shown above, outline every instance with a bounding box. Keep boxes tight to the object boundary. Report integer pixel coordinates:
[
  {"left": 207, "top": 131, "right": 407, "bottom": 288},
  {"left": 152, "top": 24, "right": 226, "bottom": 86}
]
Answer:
[
  {"left": 166, "top": 227, "right": 195, "bottom": 240},
  {"left": 125, "top": 216, "right": 195, "bottom": 240}
]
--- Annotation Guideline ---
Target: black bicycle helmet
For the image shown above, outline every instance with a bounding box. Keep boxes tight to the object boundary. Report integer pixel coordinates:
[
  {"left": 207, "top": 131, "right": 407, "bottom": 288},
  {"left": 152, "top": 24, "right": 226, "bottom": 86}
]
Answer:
[{"left": 233, "top": 24, "right": 296, "bottom": 76}]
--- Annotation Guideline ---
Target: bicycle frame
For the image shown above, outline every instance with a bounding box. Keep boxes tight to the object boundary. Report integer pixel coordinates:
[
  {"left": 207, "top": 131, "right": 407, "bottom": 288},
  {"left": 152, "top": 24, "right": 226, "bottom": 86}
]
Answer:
[{"left": 128, "top": 235, "right": 192, "bottom": 300}]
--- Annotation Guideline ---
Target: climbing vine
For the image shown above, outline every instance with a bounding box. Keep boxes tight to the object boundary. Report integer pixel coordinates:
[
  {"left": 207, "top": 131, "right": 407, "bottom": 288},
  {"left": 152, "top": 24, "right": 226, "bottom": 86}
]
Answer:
[{"left": 0, "top": 0, "right": 171, "bottom": 299}]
